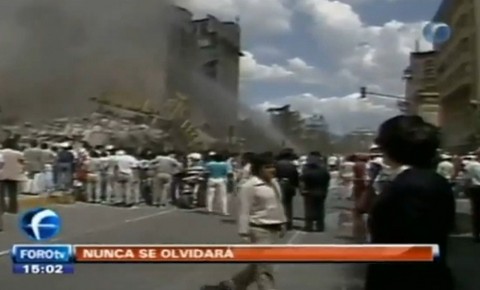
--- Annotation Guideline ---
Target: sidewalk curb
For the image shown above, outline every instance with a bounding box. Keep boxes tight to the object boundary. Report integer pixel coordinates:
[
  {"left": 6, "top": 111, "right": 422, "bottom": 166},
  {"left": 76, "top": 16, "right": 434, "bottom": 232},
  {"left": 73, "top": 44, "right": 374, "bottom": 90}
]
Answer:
[{"left": 17, "top": 194, "right": 76, "bottom": 212}]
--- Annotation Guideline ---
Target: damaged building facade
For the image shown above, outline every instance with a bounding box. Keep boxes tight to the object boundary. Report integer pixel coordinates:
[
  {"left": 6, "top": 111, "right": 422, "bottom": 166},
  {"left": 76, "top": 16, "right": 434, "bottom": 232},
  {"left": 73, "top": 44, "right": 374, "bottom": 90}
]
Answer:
[
  {"left": 3, "top": 6, "right": 242, "bottom": 150},
  {"left": 93, "top": 6, "right": 242, "bottom": 149}
]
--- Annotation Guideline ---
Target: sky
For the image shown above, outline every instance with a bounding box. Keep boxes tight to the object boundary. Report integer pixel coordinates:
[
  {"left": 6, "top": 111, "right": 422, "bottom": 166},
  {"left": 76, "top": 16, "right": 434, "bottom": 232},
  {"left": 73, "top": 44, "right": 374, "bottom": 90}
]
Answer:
[{"left": 177, "top": 0, "right": 442, "bottom": 134}]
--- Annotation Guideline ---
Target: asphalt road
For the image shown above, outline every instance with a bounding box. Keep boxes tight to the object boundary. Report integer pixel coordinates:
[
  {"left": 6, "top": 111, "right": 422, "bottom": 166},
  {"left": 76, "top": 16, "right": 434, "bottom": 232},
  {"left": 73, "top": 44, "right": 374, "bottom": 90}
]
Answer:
[{"left": 0, "top": 179, "right": 478, "bottom": 290}]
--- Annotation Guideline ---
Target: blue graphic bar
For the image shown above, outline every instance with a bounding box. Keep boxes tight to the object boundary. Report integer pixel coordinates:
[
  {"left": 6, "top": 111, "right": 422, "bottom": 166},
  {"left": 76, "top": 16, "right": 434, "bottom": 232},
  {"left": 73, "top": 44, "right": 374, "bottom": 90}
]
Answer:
[
  {"left": 11, "top": 244, "right": 73, "bottom": 264},
  {"left": 13, "top": 264, "right": 74, "bottom": 274}
]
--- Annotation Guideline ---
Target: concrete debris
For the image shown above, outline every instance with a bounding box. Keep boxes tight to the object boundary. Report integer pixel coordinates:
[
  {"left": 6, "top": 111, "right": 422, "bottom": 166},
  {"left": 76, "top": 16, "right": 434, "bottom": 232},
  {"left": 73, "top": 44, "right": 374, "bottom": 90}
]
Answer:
[{"left": 1, "top": 112, "right": 169, "bottom": 149}]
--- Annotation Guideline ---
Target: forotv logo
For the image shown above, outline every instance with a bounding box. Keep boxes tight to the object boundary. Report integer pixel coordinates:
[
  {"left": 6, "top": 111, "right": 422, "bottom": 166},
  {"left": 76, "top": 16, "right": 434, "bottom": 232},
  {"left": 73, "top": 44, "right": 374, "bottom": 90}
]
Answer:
[{"left": 422, "top": 22, "right": 451, "bottom": 44}]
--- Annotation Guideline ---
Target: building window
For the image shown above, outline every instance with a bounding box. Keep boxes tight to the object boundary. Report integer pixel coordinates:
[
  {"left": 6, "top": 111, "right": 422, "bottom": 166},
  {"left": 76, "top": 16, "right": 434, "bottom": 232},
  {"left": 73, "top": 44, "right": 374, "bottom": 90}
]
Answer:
[
  {"left": 198, "top": 38, "right": 211, "bottom": 47},
  {"left": 203, "top": 60, "right": 218, "bottom": 79}
]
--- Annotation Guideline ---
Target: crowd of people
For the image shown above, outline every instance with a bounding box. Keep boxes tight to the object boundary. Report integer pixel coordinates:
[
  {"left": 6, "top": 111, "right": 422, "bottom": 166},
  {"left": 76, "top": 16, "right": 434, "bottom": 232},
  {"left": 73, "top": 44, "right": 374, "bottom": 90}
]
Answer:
[
  {"left": 202, "top": 115, "right": 461, "bottom": 290},
  {"left": 0, "top": 114, "right": 477, "bottom": 290}
]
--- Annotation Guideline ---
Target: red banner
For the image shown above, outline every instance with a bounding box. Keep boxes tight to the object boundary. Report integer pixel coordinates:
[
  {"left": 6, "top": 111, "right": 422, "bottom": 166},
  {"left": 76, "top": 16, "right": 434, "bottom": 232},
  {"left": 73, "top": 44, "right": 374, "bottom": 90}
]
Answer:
[{"left": 74, "top": 244, "right": 437, "bottom": 263}]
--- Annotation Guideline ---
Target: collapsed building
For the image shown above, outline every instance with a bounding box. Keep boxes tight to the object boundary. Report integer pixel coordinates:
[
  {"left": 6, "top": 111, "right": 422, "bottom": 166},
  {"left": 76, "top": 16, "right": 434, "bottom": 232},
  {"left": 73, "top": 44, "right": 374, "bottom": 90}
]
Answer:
[{"left": 0, "top": 4, "right": 250, "bottom": 151}]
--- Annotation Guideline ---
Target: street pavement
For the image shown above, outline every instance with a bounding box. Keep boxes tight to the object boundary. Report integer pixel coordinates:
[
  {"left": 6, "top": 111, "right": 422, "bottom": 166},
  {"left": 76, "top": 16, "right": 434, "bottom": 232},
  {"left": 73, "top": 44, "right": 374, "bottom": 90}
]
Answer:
[{"left": 0, "top": 180, "right": 478, "bottom": 289}]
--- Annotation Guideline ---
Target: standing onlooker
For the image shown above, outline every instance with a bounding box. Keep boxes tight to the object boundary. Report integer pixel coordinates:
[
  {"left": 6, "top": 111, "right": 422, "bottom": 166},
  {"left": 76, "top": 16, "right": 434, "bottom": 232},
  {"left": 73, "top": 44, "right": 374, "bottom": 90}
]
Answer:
[
  {"left": 150, "top": 152, "right": 182, "bottom": 207},
  {"left": 115, "top": 149, "right": 139, "bottom": 206},
  {"left": 0, "top": 138, "right": 25, "bottom": 214},
  {"left": 365, "top": 115, "right": 455, "bottom": 290},
  {"left": 84, "top": 150, "right": 102, "bottom": 203},
  {"left": 300, "top": 152, "right": 330, "bottom": 232},
  {"left": 55, "top": 143, "right": 75, "bottom": 191},
  {"left": 463, "top": 150, "right": 480, "bottom": 242},
  {"left": 275, "top": 148, "right": 299, "bottom": 230},
  {"left": 23, "top": 140, "right": 43, "bottom": 179},
  {"left": 437, "top": 154, "right": 455, "bottom": 188},
  {"left": 201, "top": 152, "right": 286, "bottom": 290},
  {"left": 352, "top": 153, "right": 368, "bottom": 241},
  {"left": 339, "top": 154, "right": 356, "bottom": 199},
  {"left": 205, "top": 153, "right": 230, "bottom": 215}
]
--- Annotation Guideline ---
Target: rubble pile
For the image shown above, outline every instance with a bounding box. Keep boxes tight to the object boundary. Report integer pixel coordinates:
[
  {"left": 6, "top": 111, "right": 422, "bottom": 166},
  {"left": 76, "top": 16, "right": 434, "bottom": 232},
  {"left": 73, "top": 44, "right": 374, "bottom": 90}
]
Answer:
[{"left": 2, "top": 112, "right": 170, "bottom": 149}]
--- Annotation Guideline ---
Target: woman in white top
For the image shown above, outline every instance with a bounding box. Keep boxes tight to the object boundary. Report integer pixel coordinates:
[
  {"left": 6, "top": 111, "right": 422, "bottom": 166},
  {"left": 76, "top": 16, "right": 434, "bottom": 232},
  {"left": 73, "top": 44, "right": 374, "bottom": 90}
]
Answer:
[{"left": 339, "top": 154, "right": 356, "bottom": 199}]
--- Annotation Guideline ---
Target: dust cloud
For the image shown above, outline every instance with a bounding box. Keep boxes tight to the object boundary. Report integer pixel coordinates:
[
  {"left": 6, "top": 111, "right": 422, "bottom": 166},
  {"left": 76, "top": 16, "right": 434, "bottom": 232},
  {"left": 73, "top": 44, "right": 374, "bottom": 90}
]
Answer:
[
  {"left": 0, "top": 0, "right": 173, "bottom": 123},
  {"left": 0, "top": 0, "right": 296, "bottom": 150}
]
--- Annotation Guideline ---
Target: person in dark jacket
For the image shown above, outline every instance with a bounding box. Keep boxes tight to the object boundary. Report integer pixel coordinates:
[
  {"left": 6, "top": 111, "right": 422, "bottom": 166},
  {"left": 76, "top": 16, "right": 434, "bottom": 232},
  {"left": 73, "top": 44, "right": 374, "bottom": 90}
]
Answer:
[
  {"left": 365, "top": 115, "right": 455, "bottom": 290},
  {"left": 300, "top": 152, "right": 330, "bottom": 232},
  {"left": 275, "top": 148, "right": 299, "bottom": 230}
]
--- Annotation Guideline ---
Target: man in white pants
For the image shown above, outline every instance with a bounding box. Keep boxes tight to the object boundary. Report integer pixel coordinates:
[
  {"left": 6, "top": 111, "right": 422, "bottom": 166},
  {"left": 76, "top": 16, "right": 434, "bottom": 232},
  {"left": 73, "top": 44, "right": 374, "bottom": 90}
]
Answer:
[
  {"left": 205, "top": 152, "right": 231, "bottom": 215},
  {"left": 150, "top": 153, "right": 182, "bottom": 207},
  {"left": 115, "top": 149, "right": 139, "bottom": 206}
]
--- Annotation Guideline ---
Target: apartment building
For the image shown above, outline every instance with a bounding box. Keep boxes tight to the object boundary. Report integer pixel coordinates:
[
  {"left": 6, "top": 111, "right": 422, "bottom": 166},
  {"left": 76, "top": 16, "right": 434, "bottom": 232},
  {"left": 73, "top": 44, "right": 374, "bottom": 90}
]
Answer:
[
  {"left": 403, "top": 51, "right": 440, "bottom": 126},
  {"left": 192, "top": 16, "right": 242, "bottom": 124},
  {"left": 433, "top": 0, "right": 479, "bottom": 151}
]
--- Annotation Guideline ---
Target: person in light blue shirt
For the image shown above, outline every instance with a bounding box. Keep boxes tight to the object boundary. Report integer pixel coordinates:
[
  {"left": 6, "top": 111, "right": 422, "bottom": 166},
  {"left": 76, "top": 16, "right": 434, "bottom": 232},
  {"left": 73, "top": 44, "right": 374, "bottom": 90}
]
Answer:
[{"left": 205, "top": 153, "right": 230, "bottom": 215}]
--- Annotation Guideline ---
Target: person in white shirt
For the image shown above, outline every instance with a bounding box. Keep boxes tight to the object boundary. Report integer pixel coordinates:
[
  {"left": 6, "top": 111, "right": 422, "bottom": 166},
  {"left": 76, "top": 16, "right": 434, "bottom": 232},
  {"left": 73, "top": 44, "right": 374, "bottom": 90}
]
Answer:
[
  {"left": 115, "top": 149, "right": 139, "bottom": 206},
  {"left": 201, "top": 152, "right": 286, "bottom": 290},
  {"left": 104, "top": 148, "right": 118, "bottom": 204},
  {"left": 437, "top": 154, "right": 455, "bottom": 185},
  {"left": 0, "top": 138, "right": 25, "bottom": 215},
  {"left": 462, "top": 151, "right": 480, "bottom": 242},
  {"left": 339, "top": 155, "right": 355, "bottom": 199}
]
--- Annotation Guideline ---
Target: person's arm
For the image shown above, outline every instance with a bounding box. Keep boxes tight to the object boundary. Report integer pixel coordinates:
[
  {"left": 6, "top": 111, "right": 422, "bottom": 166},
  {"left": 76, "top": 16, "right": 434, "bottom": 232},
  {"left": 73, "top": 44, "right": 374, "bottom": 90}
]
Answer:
[
  {"left": 18, "top": 152, "right": 25, "bottom": 165},
  {"left": 238, "top": 184, "right": 254, "bottom": 236},
  {"left": 291, "top": 165, "right": 300, "bottom": 188}
]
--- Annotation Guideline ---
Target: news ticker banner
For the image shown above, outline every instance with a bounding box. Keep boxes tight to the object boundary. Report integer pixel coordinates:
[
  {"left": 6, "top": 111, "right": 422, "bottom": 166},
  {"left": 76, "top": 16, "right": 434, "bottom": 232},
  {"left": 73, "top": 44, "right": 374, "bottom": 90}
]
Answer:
[{"left": 12, "top": 244, "right": 439, "bottom": 265}]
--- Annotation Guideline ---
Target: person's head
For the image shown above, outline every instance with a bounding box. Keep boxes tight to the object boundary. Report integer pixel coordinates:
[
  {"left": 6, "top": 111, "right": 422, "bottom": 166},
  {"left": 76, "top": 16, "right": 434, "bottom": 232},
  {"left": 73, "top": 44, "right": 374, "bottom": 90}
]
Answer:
[
  {"left": 345, "top": 154, "right": 357, "bottom": 162},
  {"left": 251, "top": 152, "right": 276, "bottom": 182},
  {"left": 188, "top": 152, "right": 202, "bottom": 163},
  {"left": 277, "top": 148, "right": 296, "bottom": 161},
  {"left": 2, "top": 137, "right": 17, "bottom": 150},
  {"left": 375, "top": 115, "right": 440, "bottom": 169},
  {"left": 30, "top": 140, "right": 38, "bottom": 148},
  {"left": 441, "top": 154, "right": 452, "bottom": 161},
  {"left": 40, "top": 143, "right": 48, "bottom": 150},
  {"left": 212, "top": 153, "right": 224, "bottom": 162},
  {"left": 89, "top": 150, "right": 99, "bottom": 158}
]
